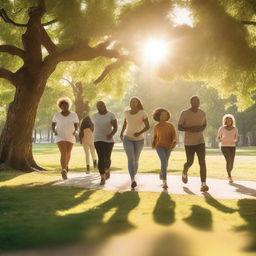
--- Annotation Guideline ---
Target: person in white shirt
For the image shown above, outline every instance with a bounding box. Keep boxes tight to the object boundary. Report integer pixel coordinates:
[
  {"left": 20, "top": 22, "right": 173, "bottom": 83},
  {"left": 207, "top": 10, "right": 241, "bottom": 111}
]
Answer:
[
  {"left": 120, "top": 97, "right": 150, "bottom": 189},
  {"left": 217, "top": 114, "right": 239, "bottom": 183},
  {"left": 92, "top": 101, "right": 117, "bottom": 185},
  {"left": 52, "top": 97, "right": 79, "bottom": 180}
]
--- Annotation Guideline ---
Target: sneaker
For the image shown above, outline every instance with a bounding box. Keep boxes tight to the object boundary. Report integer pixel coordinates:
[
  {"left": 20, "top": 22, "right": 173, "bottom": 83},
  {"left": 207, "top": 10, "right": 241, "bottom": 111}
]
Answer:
[
  {"left": 105, "top": 171, "right": 110, "bottom": 180},
  {"left": 200, "top": 185, "right": 209, "bottom": 192},
  {"left": 100, "top": 178, "right": 105, "bottom": 185},
  {"left": 93, "top": 160, "right": 97, "bottom": 169},
  {"left": 131, "top": 181, "right": 137, "bottom": 188},
  {"left": 61, "top": 170, "right": 67, "bottom": 180},
  {"left": 228, "top": 177, "right": 233, "bottom": 184},
  {"left": 182, "top": 172, "right": 188, "bottom": 184}
]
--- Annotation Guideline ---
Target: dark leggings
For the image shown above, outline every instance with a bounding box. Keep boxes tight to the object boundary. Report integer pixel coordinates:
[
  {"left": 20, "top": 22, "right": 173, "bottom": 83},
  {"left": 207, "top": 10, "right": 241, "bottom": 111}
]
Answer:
[
  {"left": 221, "top": 147, "right": 236, "bottom": 177},
  {"left": 94, "top": 141, "right": 114, "bottom": 175},
  {"left": 183, "top": 143, "right": 207, "bottom": 182}
]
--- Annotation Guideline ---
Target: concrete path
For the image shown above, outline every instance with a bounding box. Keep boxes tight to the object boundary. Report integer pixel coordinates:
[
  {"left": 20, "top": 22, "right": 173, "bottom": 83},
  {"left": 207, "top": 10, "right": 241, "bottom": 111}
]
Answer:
[{"left": 54, "top": 172, "right": 256, "bottom": 199}]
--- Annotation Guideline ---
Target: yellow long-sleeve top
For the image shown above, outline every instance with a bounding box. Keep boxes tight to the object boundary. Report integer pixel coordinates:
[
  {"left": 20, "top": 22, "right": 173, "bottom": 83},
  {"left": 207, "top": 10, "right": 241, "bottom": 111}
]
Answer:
[{"left": 152, "top": 122, "right": 176, "bottom": 150}]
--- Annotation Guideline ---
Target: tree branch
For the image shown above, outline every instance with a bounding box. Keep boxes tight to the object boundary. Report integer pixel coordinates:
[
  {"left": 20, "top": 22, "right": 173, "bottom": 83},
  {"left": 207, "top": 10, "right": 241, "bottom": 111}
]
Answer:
[
  {"left": 0, "top": 67, "right": 16, "bottom": 86},
  {"left": 0, "top": 8, "right": 57, "bottom": 27},
  {"left": 94, "top": 60, "right": 124, "bottom": 84},
  {"left": 241, "top": 20, "right": 256, "bottom": 26},
  {"left": 0, "top": 45, "right": 25, "bottom": 59}
]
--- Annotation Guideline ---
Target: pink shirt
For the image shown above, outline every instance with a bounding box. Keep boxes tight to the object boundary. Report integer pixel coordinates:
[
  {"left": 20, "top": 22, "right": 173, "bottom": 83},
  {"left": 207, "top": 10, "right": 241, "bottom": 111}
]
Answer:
[{"left": 218, "top": 126, "right": 239, "bottom": 147}]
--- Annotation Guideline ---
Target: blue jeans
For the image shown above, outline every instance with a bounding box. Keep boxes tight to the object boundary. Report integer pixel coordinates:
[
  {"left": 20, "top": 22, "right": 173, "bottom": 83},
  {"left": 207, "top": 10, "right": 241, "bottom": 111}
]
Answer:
[
  {"left": 123, "top": 137, "right": 144, "bottom": 179},
  {"left": 156, "top": 146, "right": 171, "bottom": 180}
]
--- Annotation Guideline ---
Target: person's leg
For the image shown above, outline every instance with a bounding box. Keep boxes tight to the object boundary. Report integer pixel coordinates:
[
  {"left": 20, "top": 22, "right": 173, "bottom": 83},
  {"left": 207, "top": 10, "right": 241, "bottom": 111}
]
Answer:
[
  {"left": 133, "top": 139, "right": 144, "bottom": 175},
  {"left": 123, "top": 137, "right": 136, "bottom": 181},
  {"left": 182, "top": 145, "right": 196, "bottom": 183},
  {"left": 221, "top": 147, "right": 231, "bottom": 177},
  {"left": 196, "top": 143, "right": 207, "bottom": 183},
  {"left": 65, "top": 141, "right": 74, "bottom": 170},
  {"left": 89, "top": 144, "right": 97, "bottom": 169},
  {"left": 229, "top": 147, "right": 236, "bottom": 173},
  {"left": 104, "top": 142, "right": 114, "bottom": 179},
  {"left": 156, "top": 146, "right": 168, "bottom": 181},
  {"left": 183, "top": 146, "right": 196, "bottom": 174},
  {"left": 82, "top": 143, "right": 90, "bottom": 166},
  {"left": 94, "top": 142, "right": 106, "bottom": 177},
  {"left": 57, "top": 141, "right": 68, "bottom": 179}
]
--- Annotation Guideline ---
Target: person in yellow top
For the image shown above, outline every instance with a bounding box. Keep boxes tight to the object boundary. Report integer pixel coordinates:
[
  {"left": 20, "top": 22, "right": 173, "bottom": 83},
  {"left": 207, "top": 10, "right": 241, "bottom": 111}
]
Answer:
[{"left": 152, "top": 108, "right": 176, "bottom": 189}]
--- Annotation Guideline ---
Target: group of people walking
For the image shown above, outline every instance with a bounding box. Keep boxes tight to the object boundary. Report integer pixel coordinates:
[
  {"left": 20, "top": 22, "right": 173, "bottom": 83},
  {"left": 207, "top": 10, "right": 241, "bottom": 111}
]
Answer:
[{"left": 52, "top": 96, "right": 239, "bottom": 192}]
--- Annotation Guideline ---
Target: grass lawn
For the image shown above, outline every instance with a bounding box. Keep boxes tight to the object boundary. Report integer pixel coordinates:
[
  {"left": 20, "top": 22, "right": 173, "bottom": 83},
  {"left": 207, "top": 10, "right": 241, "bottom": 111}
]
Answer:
[
  {"left": 0, "top": 144, "right": 255, "bottom": 255},
  {"left": 33, "top": 143, "right": 256, "bottom": 181}
]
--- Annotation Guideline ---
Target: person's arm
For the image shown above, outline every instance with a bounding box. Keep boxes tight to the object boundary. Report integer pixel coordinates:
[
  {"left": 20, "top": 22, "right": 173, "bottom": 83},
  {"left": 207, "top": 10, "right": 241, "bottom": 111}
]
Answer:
[
  {"left": 120, "top": 119, "right": 127, "bottom": 141},
  {"left": 152, "top": 125, "right": 157, "bottom": 148},
  {"left": 73, "top": 123, "right": 79, "bottom": 135},
  {"left": 52, "top": 122, "right": 57, "bottom": 135},
  {"left": 107, "top": 119, "right": 118, "bottom": 140},
  {"left": 235, "top": 128, "right": 239, "bottom": 143},
  {"left": 170, "top": 125, "right": 177, "bottom": 149},
  {"left": 134, "top": 118, "right": 150, "bottom": 137}
]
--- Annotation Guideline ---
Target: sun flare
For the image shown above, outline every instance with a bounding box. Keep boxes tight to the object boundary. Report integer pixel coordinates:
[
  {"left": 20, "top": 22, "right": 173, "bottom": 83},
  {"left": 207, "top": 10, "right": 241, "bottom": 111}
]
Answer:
[{"left": 142, "top": 39, "right": 170, "bottom": 64}]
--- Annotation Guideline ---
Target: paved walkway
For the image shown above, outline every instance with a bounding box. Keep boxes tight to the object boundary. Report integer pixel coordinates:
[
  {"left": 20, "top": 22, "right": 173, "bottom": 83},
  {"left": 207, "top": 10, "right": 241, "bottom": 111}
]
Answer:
[{"left": 54, "top": 172, "right": 256, "bottom": 199}]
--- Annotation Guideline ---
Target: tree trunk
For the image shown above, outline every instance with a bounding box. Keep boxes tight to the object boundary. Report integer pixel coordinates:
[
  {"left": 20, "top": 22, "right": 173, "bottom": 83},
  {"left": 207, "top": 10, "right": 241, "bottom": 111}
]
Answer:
[{"left": 0, "top": 83, "right": 45, "bottom": 172}]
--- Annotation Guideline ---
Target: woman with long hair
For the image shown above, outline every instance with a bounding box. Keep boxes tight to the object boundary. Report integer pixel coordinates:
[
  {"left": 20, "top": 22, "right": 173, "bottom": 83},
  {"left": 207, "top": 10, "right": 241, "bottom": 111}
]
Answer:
[
  {"left": 120, "top": 97, "right": 150, "bottom": 188},
  {"left": 79, "top": 115, "right": 97, "bottom": 174},
  {"left": 217, "top": 114, "right": 239, "bottom": 183},
  {"left": 52, "top": 97, "right": 79, "bottom": 180}
]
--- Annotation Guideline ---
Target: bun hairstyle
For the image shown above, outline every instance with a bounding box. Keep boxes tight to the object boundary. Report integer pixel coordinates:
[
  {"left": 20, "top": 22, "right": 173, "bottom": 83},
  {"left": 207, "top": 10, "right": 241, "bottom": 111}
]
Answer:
[
  {"left": 222, "top": 114, "right": 236, "bottom": 126},
  {"left": 153, "top": 108, "right": 170, "bottom": 121},
  {"left": 57, "top": 97, "right": 72, "bottom": 110}
]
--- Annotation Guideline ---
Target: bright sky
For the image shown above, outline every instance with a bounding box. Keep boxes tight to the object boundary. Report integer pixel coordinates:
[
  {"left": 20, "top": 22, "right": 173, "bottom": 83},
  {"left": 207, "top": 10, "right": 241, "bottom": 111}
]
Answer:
[{"left": 169, "top": 6, "right": 194, "bottom": 27}]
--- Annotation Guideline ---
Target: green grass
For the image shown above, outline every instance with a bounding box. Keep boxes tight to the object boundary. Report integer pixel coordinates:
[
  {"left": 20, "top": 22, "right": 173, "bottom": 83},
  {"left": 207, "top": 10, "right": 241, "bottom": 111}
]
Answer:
[
  {"left": 0, "top": 144, "right": 255, "bottom": 255},
  {"left": 34, "top": 143, "right": 256, "bottom": 181}
]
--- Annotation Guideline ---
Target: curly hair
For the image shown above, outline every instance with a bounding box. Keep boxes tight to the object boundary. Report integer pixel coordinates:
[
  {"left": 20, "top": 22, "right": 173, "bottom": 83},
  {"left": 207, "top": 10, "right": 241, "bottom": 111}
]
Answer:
[
  {"left": 153, "top": 108, "right": 170, "bottom": 121},
  {"left": 222, "top": 114, "right": 236, "bottom": 127},
  {"left": 57, "top": 97, "right": 72, "bottom": 110}
]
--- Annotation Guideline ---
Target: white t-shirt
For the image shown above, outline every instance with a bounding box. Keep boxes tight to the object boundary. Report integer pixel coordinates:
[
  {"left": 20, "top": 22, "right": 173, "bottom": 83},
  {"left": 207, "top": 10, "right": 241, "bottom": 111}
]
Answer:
[
  {"left": 218, "top": 126, "right": 239, "bottom": 147},
  {"left": 92, "top": 112, "right": 116, "bottom": 143},
  {"left": 178, "top": 108, "right": 206, "bottom": 146},
  {"left": 124, "top": 110, "right": 148, "bottom": 141},
  {"left": 52, "top": 112, "right": 79, "bottom": 143}
]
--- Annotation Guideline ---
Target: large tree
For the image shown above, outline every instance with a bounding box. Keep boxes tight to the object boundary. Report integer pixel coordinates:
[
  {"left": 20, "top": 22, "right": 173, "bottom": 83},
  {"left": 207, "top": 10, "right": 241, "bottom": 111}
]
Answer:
[{"left": 0, "top": 0, "right": 256, "bottom": 171}]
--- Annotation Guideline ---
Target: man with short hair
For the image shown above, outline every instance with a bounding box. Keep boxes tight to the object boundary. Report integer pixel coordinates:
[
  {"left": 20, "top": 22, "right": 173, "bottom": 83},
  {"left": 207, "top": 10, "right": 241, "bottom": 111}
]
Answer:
[
  {"left": 178, "top": 96, "right": 209, "bottom": 192},
  {"left": 92, "top": 101, "right": 117, "bottom": 185}
]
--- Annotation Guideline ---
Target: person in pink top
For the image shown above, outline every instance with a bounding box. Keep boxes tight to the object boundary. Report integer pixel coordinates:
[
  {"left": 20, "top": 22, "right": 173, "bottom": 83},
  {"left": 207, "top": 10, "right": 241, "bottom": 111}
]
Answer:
[
  {"left": 79, "top": 115, "right": 97, "bottom": 174},
  {"left": 217, "top": 114, "right": 239, "bottom": 183}
]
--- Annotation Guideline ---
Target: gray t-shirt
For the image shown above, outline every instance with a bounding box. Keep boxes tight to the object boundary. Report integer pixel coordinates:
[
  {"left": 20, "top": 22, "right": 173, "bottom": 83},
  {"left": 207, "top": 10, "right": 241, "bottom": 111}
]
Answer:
[
  {"left": 178, "top": 108, "right": 206, "bottom": 146},
  {"left": 92, "top": 112, "right": 116, "bottom": 143}
]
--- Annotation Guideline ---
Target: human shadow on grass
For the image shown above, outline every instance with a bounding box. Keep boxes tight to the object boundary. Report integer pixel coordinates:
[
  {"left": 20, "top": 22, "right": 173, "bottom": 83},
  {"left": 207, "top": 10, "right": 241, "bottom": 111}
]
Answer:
[
  {"left": 235, "top": 199, "right": 256, "bottom": 252},
  {"left": 230, "top": 183, "right": 256, "bottom": 198},
  {"left": 183, "top": 205, "right": 212, "bottom": 231},
  {"left": 0, "top": 184, "right": 139, "bottom": 251},
  {"left": 202, "top": 192, "right": 237, "bottom": 214},
  {"left": 153, "top": 192, "right": 176, "bottom": 225}
]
